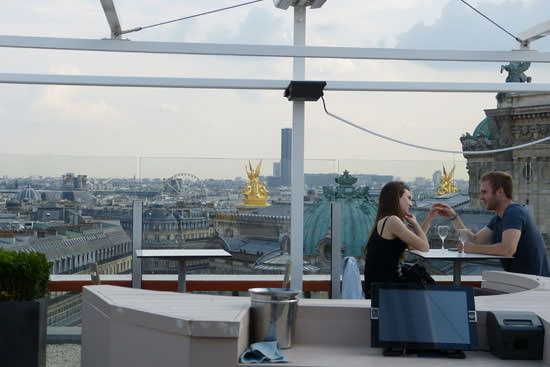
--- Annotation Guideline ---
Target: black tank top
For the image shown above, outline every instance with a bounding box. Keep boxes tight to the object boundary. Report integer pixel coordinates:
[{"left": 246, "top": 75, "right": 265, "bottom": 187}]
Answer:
[{"left": 364, "top": 217, "right": 407, "bottom": 288}]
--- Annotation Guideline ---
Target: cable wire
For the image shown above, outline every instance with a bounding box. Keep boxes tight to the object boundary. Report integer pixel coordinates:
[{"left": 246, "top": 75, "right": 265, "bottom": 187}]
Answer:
[
  {"left": 457, "top": 0, "right": 522, "bottom": 43},
  {"left": 321, "top": 96, "right": 550, "bottom": 156},
  {"left": 119, "top": 0, "right": 265, "bottom": 36}
]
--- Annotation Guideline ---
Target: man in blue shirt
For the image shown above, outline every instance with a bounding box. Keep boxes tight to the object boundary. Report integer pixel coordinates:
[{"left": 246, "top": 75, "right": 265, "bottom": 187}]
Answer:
[{"left": 435, "top": 171, "right": 549, "bottom": 277}]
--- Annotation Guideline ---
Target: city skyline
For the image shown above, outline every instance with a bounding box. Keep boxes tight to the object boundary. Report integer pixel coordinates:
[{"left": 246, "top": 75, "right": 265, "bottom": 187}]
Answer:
[
  {"left": 0, "top": 153, "right": 470, "bottom": 181},
  {"left": 1, "top": 1, "right": 550, "bottom": 174}
]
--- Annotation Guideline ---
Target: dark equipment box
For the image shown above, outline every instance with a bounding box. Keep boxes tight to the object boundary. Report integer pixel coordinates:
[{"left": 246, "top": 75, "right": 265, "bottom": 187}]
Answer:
[{"left": 486, "top": 311, "right": 544, "bottom": 360}]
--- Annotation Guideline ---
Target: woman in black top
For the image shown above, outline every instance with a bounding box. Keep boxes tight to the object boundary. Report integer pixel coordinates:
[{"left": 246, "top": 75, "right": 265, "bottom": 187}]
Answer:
[{"left": 364, "top": 181, "right": 437, "bottom": 297}]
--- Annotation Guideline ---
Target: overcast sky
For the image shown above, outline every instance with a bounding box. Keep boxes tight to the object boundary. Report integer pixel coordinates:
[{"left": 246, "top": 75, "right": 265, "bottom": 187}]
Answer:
[{"left": 0, "top": 0, "right": 549, "bottom": 179}]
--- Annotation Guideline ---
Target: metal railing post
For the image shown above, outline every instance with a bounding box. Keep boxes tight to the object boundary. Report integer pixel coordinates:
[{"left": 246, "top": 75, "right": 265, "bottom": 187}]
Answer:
[
  {"left": 331, "top": 201, "right": 342, "bottom": 299},
  {"left": 132, "top": 200, "right": 143, "bottom": 289}
]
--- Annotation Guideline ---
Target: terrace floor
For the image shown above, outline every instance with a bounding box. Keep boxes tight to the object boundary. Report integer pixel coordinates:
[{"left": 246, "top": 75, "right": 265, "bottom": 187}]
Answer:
[{"left": 47, "top": 344, "right": 80, "bottom": 367}]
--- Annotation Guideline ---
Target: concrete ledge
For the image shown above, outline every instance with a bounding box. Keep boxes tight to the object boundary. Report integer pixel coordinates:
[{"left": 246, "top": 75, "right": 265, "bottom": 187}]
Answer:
[
  {"left": 81, "top": 285, "right": 250, "bottom": 367},
  {"left": 296, "top": 299, "right": 371, "bottom": 346}
]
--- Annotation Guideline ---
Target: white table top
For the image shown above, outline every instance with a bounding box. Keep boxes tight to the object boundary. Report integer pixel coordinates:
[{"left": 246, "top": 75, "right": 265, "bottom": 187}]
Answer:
[
  {"left": 409, "top": 248, "right": 511, "bottom": 260},
  {"left": 135, "top": 249, "right": 232, "bottom": 259}
]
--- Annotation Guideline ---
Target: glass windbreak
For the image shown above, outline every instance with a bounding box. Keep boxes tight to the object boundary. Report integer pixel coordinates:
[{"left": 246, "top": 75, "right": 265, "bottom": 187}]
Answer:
[
  {"left": 137, "top": 156, "right": 339, "bottom": 282},
  {"left": 2, "top": 154, "right": 549, "bottom": 323},
  {"left": 0, "top": 154, "right": 137, "bottom": 326}
]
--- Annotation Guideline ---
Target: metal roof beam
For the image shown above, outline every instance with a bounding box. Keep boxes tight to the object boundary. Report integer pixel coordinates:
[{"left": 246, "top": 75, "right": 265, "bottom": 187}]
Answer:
[
  {"left": 1, "top": 35, "right": 550, "bottom": 62},
  {"left": 99, "top": 0, "right": 122, "bottom": 39},
  {"left": 2, "top": 73, "right": 550, "bottom": 93}
]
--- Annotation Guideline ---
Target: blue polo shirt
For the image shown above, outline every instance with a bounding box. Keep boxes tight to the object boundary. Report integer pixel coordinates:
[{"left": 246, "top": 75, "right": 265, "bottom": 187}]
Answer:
[{"left": 487, "top": 204, "right": 549, "bottom": 276}]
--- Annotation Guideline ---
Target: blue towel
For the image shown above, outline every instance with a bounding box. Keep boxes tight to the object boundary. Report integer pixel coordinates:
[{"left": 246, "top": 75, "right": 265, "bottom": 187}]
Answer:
[{"left": 240, "top": 341, "right": 289, "bottom": 364}]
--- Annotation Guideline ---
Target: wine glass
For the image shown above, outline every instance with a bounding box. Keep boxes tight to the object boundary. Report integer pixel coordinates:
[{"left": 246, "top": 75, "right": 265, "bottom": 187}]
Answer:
[
  {"left": 457, "top": 229, "right": 469, "bottom": 253},
  {"left": 437, "top": 225, "right": 449, "bottom": 250}
]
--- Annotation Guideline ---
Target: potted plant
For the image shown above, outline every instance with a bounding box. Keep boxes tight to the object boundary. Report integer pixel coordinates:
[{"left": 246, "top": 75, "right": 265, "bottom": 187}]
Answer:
[{"left": 0, "top": 248, "right": 50, "bottom": 367}]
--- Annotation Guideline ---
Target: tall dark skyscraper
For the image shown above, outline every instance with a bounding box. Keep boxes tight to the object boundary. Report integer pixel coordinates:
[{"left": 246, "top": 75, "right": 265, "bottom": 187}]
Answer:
[{"left": 281, "top": 128, "right": 292, "bottom": 186}]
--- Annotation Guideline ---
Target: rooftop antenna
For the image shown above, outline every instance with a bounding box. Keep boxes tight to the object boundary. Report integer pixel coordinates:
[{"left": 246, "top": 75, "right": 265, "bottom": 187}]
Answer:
[{"left": 518, "top": 20, "right": 550, "bottom": 50}]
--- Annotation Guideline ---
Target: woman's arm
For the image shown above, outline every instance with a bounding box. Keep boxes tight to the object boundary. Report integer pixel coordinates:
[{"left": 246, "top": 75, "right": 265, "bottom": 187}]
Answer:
[{"left": 386, "top": 215, "right": 430, "bottom": 252}]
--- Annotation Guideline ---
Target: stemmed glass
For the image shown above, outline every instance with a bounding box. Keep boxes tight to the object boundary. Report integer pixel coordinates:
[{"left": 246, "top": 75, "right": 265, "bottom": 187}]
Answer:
[
  {"left": 437, "top": 225, "right": 449, "bottom": 250},
  {"left": 457, "top": 229, "right": 469, "bottom": 253}
]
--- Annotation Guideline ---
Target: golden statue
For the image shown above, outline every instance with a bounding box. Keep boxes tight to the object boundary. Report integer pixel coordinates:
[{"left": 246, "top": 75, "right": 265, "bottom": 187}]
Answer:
[
  {"left": 242, "top": 160, "right": 269, "bottom": 206},
  {"left": 437, "top": 164, "right": 458, "bottom": 195}
]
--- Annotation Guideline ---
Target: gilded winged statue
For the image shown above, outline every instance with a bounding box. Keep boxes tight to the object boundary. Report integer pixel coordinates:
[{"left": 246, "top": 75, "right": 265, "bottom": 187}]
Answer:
[
  {"left": 437, "top": 164, "right": 458, "bottom": 195},
  {"left": 242, "top": 160, "right": 269, "bottom": 206}
]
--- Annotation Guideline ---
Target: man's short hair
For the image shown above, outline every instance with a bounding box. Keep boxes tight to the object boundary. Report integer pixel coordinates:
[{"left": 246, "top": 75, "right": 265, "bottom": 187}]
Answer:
[{"left": 481, "top": 171, "right": 513, "bottom": 199}]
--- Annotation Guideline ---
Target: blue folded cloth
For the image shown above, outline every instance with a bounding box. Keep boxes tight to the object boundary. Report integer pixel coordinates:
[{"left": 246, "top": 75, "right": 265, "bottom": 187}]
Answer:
[{"left": 240, "top": 341, "right": 289, "bottom": 364}]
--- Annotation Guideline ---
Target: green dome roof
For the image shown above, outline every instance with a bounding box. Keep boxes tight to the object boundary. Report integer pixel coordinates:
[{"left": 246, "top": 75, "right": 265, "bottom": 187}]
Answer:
[
  {"left": 303, "top": 171, "right": 378, "bottom": 257},
  {"left": 472, "top": 116, "right": 492, "bottom": 139}
]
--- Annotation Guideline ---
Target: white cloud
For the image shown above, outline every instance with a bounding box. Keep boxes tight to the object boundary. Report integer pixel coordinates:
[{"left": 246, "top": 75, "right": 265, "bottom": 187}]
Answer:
[
  {"left": 158, "top": 103, "right": 180, "bottom": 113},
  {"left": 397, "top": 0, "right": 550, "bottom": 51},
  {"left": 0, "top": 0, "right": 549, "bottom": 178},
  {"left": 33, "top": 86, "right": 126, "bottom": 126}
]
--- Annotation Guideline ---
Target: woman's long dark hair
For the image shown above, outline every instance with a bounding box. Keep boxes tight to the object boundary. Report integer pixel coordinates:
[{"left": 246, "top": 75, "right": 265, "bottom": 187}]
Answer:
[
  {"left": 375, "top": 181, "right": 410, "bottom": 222},
  {"left": 364, "top": 180, "right": 410, "bottom": 256}
]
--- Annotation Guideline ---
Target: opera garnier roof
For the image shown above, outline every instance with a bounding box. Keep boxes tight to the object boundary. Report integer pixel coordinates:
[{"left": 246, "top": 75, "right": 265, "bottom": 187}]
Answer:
[{"left": 304, "top": 170, "right": 377, "bottom": 261}]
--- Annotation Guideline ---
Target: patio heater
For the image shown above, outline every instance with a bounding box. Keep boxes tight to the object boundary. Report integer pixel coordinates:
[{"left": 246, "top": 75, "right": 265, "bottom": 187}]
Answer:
[{"left": 273, "top": 0, "right": 328, "bottom": 292}]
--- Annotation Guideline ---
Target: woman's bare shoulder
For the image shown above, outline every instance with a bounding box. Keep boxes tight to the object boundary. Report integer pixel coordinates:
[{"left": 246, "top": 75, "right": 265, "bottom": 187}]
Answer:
[{"left": 384, "top": 215, "right": 402, "bottom": 225}]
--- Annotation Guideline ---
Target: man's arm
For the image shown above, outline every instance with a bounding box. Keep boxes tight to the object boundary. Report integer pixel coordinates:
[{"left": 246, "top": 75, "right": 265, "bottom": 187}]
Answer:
[
  {"left": 464, "top": 228, "right": 520, "bottom": 256},
  {"left": 430, "top": 203, "right": 466, "bottom": 229},
  {"left": 420, "top": 206, "right": 439, "bottom": 234},
  {"left": 469, "top": 227, "right": 493, "bottom": 244}
]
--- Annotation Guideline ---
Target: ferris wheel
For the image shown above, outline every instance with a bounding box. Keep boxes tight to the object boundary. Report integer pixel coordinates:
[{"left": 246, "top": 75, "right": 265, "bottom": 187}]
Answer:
[{"left": 163, "top": 172, "right": 208, "bottom": 200}]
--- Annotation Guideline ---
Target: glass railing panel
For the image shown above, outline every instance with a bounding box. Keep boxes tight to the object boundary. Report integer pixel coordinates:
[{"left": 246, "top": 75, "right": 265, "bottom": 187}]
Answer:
[
  {"left": 336, "top": 158, "right": 469, "bottom": 191},
  {"left": 0, "top": 153, "right": 136, "bottom": 278},
  {"left": 2, "top": 154, "right": 548, "bottom": 306},
  {"left": 137, "top": 156, "right": 337, "bottom": 281},
  {"left": 0, "top": 153, "right": 137, "bottom": 325},
  {"left": 47, "top": 291, "right": 83, "bottom": 327}
]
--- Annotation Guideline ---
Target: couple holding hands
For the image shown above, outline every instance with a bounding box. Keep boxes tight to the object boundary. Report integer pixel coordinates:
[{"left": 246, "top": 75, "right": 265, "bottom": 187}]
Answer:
[{"left": 364, "top": 172, "right": 549, "bottom": 296}]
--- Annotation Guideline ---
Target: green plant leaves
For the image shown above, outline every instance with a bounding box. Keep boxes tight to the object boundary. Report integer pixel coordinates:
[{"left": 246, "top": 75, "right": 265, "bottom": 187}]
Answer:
[{"left": 0, "top": 249, "right": 50, "bottom": 301}]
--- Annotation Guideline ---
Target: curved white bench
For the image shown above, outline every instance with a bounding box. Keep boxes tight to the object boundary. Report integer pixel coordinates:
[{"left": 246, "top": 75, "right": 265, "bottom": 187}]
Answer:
[{"left": 481, "top": 270, "right": 548, "bottom": 294}]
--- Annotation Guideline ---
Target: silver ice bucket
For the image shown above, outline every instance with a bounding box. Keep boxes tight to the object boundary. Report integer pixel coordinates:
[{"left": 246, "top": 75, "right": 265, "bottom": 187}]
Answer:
[{"left": 249, "top": 287, "right": 299, "bottom": 349}]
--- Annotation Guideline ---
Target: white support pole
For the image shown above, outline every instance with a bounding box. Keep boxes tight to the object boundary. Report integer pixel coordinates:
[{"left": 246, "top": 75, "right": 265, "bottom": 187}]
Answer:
[{"left": 290, "top": 5, "right": 306, "bottom": 292}]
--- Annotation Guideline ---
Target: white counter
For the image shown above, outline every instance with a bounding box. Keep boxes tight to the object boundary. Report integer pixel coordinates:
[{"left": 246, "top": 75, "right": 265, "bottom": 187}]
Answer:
[{"left": 81, "top": 271, "right": 550, "bottom": 367}]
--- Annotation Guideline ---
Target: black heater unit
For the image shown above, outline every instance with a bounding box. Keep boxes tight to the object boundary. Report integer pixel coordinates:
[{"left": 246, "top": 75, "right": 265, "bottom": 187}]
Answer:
[{"left": 284, "top": 81, "right": 327, "bottom": 101}]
